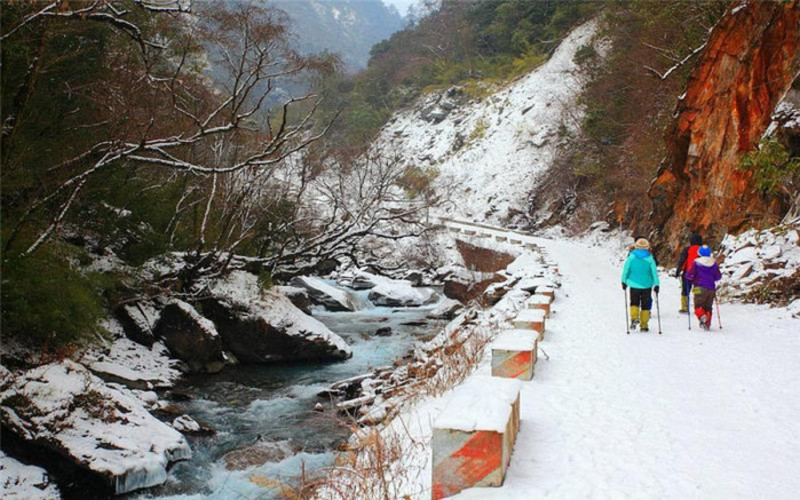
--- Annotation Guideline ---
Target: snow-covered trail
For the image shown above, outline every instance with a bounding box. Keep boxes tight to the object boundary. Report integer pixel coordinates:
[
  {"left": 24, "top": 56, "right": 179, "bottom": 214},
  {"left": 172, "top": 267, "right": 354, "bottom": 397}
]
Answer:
[{"left": 456, "top": 236, "right": 800, "bottom": 499}]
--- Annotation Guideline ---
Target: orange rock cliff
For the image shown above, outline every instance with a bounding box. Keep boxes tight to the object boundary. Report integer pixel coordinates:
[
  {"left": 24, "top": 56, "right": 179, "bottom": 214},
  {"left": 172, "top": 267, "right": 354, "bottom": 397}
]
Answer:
[{"left": 648, "top": 0, "right": 800, "bottom": 259}]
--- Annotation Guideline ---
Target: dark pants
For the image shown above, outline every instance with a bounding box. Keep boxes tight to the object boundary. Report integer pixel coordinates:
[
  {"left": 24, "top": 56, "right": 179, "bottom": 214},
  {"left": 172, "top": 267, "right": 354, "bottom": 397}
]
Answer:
[
  {"left": 695, "top": 287, "right": 716, "bottom": 312},
  {"left": 681, "top": 274, "right": 693, "bottom": 297},
  {"left": 630, "top": 287, "right": 653, "bottom": 311}
]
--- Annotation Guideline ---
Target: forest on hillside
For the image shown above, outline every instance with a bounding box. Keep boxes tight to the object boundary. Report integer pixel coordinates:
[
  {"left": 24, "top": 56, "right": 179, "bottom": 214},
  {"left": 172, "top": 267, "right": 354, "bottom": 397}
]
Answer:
[
  {"left": 0, "top": 0, "right": 429, "bottom": 349},
  {"left": 2, "top": 1, "right": 800, "bottom": 499},
  {"left": 2, "top": 0, "right": 799, "bottom": 358}
]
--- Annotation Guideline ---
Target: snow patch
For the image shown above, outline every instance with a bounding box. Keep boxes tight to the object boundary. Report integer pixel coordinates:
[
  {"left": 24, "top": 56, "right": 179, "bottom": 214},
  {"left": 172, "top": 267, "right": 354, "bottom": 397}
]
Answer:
[{"left": 0, "top": 452, "right": 61, "bottom": 499}]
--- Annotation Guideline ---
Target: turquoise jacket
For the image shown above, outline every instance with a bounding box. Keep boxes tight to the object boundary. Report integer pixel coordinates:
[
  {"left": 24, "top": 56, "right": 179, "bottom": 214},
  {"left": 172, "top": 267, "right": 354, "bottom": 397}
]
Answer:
[{"left": 621, "top": 249, "right": 660, "bottom": 289}]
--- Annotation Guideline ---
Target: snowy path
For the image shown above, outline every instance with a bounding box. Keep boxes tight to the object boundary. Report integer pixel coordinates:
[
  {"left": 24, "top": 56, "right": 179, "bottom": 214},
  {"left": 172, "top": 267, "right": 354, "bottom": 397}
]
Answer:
[{"left": 454, "top": 236, "right": 800, "bottom": 500}]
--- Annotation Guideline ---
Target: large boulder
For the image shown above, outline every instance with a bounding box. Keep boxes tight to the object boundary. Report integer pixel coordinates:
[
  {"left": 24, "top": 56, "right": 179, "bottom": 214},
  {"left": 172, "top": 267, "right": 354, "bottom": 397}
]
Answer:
[
  {"left": 290, "top": 276, "right": 359, "bottom": 312},
  {"left": 0, "top": 361, "right": 191, "bottom": 495},
  {"left": 153, "top": 301, "right": 226, "bottom": 373},
  {"left": 114, "top": 302, "right": 160, "bottom": 347},
  {"left": 204, "top": 271, "right": 352, "bottom": 363}
]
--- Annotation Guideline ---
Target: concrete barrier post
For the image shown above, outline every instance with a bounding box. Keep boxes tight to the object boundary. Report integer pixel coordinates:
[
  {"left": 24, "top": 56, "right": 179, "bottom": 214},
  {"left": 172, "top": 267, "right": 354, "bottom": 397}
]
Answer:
[
  {"left": 432, "top": 377, "right": 522, "bottom": 499},
  {"left": 491, "top": 330, "right": 538, "bottom": 381},
  {"left": 526, "top": 294, "right": 551, "bottom": 318},
  {"left": 512, "top": 308, "right": 546, "bottom": 340}
]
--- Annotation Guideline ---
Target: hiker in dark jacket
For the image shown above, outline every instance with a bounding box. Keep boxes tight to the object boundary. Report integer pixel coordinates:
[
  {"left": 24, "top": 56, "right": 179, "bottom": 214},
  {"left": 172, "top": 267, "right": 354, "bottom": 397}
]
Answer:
[
  {"left": 621, "top": 238, "right": 660, "bottom": 332},
  {"left": 675, "top": 233, "right": 702, "bottom": 313},
  {"left": 686, "top": 245, "right": 722, "bottom": 330}
]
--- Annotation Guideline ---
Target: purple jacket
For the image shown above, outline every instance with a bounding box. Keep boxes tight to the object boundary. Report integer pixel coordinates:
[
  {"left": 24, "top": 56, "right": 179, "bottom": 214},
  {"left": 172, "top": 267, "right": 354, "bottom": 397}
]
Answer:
[{"left": 687, "top": 256, "right": 722, "bottom": 290}]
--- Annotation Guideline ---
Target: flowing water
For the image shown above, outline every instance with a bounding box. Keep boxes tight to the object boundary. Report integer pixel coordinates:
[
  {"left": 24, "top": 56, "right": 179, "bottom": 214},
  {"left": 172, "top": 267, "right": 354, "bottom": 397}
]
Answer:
[{"left": 139, "top": 286, "right": 442, "bottom": 499}]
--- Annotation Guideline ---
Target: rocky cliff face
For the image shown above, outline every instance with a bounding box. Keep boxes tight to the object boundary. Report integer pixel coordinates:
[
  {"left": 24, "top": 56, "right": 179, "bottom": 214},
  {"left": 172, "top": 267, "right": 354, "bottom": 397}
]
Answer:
[{"left": 649, "top": 0, "right": 800, "bottom": 255}]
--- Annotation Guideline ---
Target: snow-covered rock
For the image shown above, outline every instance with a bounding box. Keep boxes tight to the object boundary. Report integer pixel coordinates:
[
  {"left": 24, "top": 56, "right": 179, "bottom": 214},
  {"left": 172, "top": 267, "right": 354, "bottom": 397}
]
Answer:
[
  {"left": 426, "top": 298, "right": 464, "bottom": 320},
  {"left": 367, "top": 275, "right": 438, "bottom": 307},
  {"left": 346, "top": 270, "right": 382, "bottom": 290},
  {"left": 275, "top": 285, "right": 312, "bottom": 314},
  {"left": 291, "top": 276, "right": 360, "bottom": 311},
  {"left": 0, "top": 451, "right": 61, "bottom": 499},
  {"left": 115, "top": 302, "right": 160, "bottom": 347},
  {"left": 153, "top": 300, "right": 226, "bottom": 373},
  {"left": 171, "top": 414, "right": 201, "bottom": 434},
  {"left": 81, "top": 321, "right": 183, "bottom": 390},
  {"left": 0, "top": 361, "right": 190, "bottom": 495},
  {"left": 716, "top": 223, "right": 800, "bottom": 306},
  {"left": 204, "top": 271, "right": 352, "bottom": 362},
  {"left": 483, "top": 275, "right": 520, "bottom": 305}
]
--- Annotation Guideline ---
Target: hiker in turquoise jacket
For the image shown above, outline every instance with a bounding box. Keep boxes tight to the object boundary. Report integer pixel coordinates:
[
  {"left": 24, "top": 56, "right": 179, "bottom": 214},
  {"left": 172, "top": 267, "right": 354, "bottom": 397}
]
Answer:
[{"left": 621, "top": 238, "right": 660, "bottom": 332}]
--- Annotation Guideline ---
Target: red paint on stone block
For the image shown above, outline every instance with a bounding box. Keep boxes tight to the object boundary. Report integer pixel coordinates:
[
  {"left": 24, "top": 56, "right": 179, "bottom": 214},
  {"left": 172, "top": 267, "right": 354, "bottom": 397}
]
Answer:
[
  {"left": 507, "top": 351, "right": 532, "bottom": 379},
  {"left": 432, "top": 431, "right": 502, "bottom": 500}
]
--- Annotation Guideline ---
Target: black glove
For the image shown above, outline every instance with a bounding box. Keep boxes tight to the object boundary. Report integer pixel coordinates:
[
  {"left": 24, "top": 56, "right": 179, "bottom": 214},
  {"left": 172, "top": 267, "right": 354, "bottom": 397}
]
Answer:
[
  {"left": 654, "top": 285, "right": 660, "bottom": 294},
  {"left": 622, "top": 283, "right": 627, "bottom": 290}
]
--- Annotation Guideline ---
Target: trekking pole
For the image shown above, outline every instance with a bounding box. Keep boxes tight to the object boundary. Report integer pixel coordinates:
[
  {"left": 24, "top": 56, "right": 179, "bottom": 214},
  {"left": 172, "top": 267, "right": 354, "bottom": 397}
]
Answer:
[
  {"left": 687, "top": 289, "right": 692, "bottom": 331},
  {"left": 624, "top": 288, "right": 630, "bottom": 335},
  {"left": 715, "top": 296, "right": 723, "bottom": 330},
  {"left": 656, "top": 292, "right": 662, "bottom": 335}
]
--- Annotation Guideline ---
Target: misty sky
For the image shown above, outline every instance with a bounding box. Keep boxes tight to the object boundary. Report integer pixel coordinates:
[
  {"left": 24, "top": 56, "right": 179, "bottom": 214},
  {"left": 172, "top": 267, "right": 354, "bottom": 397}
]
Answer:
[{"left": 382, "top": 0, "right": 417, "bottom": 16}]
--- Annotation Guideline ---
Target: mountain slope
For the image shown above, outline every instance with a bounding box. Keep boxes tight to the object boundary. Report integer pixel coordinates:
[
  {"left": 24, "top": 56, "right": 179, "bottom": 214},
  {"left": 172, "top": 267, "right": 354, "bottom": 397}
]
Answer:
[{"left": 375, "top": 19, "right": 601, "bottom": 225}]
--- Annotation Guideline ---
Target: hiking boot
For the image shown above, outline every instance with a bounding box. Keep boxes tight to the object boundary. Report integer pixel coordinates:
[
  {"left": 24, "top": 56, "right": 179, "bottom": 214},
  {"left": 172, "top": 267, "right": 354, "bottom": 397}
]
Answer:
[
  {"left": 630, "top": 319, "right": 639, "bottom": 331},
  {"left": 640, "top": 310, "right": 651, "bottom": 332},
  {"left": 679, "top": 296, "right": 689, "bottom": 314},
  {"left": 699, "top": 315, "right": 710, "bottom": 331}
]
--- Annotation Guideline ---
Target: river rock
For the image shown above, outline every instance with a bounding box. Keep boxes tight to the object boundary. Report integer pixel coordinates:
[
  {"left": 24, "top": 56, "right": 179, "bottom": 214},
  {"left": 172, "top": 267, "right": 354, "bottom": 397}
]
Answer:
[
  {"left": 426, "top": 298, "right": 464, "bottom": 320},
  {"left": 153, "top": 301, "right": 226, "bottom": 373},
  {"left": 0, "top": 361, "right": 191, "bottom": 495},
  {"left": 368, "top": 277, "right": 438, "bottom": 307},
  {"left": 275, "top": 286, "right": 312, "bottom": 314},
  {"left": 82, "top": 320, "right": 184, "bottom": 390},
  {"left": 375, "top": 327, "right": 393, "bottom": 337},
  {"left": 114, "top": 302, "right": 160, "bottom": 347},
  {"left": 222, "top": 440, "right": 295, "bottom": 471},
  {"left": 203, "top": 271, "right": 351, "bottom": 363},
  {"left": 443, "top": 272, "right": 506, "bottom": 304},
  {"left": 349, "top": 270, "right": 381, "bottom": 290},
  {"left": 171, "top": 415, "right": 215, "bottom": 436},
  {"left": 290, "top": 276, "right": 359, "bottom": 311}
]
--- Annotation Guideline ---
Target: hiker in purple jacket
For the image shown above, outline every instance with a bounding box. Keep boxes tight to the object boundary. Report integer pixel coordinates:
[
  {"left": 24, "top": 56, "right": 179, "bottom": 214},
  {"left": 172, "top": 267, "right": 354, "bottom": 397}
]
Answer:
[{"left": 686, "top": 245, "right": 722, "bottom": 330}]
